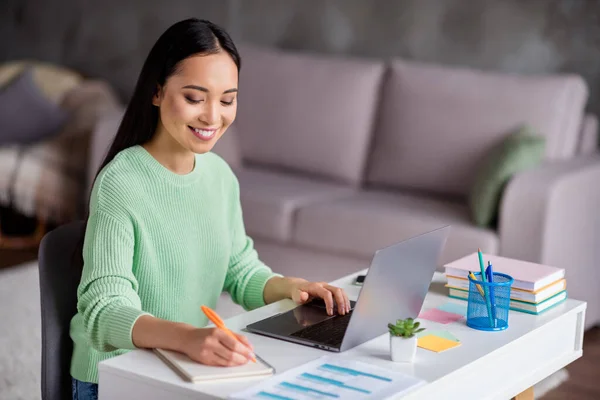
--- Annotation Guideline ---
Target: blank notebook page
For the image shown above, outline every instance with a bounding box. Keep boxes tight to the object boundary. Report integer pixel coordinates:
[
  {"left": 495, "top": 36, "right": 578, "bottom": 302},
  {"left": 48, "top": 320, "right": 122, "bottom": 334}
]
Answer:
[{"left": 154, "top": 348, "right": 274, "bottom": 383}]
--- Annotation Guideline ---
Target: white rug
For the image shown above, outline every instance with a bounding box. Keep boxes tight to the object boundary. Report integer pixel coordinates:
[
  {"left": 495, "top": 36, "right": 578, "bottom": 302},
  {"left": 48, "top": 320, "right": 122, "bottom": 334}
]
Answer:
[
  {"left": 0, "top": 262, "right": 567, "bottom": 400},
  {"left": 0, "top": 262, "right": 42, "bottom": 400}
]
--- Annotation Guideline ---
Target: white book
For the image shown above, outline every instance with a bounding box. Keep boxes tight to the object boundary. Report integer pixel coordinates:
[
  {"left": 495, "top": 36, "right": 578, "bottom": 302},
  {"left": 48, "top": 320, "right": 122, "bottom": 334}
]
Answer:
[
  {"left": 444, "top": 253, "right": 565, "bottom": 291},
  {"left": 154, "top": 348, "right": 274, "bottom": 383}
]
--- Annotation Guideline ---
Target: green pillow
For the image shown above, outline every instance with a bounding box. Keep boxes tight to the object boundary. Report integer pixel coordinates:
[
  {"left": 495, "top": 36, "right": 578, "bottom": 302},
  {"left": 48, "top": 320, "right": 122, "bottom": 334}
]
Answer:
[{"left": 469, "top": 126, "right": 546, "bottom": 227}]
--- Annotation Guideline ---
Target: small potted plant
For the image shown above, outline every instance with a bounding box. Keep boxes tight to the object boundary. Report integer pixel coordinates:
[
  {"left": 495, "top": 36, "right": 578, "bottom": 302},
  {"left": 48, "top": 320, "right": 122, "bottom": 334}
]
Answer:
[{"left": 388, "top": 318, "right": 425, "bottom": 362}]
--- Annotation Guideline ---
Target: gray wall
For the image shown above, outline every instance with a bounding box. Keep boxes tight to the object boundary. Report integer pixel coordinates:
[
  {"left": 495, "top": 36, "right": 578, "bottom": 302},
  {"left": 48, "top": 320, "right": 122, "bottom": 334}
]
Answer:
[{"left": 2, "top": 0, "right": 600, "bottom": 116}]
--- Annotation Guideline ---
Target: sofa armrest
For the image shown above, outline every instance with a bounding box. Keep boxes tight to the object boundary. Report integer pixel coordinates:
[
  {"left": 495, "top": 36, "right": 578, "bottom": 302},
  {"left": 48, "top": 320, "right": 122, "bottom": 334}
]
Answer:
[
  {"left": 87, "top": 107, "right": 125, "bottom": 197},
  {"left": 60, "top": 80, "right": 122, "bottom": 138},
  {"left": 578, "top": 113, "right": 598, "bottom": 155},
  {"left": 499, "top": 155, "right": 600, "bottom": 328}
]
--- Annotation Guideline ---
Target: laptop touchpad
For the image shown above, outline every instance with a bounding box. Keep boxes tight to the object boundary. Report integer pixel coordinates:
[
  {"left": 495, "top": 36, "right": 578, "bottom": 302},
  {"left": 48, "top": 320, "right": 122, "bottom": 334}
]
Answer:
[{"left": 291, "top": 304, "right": 334, "bottom": 327}]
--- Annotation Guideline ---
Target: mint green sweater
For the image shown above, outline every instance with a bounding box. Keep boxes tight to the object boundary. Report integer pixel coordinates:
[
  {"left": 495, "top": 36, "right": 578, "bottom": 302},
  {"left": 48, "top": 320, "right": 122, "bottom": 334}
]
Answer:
[{"left": 69, "top": 145, "right": 281, "bottom": 384}]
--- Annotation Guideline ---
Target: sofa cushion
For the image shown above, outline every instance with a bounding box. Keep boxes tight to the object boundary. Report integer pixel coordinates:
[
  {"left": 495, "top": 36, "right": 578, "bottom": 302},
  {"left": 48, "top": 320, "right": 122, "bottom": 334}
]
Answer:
[
  {"left": 235, "top": 45, "right": 385, "bottom": 185},
  {"left": 236, "top": 167, "right": 355, "bottom": 242},
  {"left": 367, "top": 59, "right": 588, "bottom": 196},
  {"left": 211, "top": 123, "right": 242, "bottom": 170},
  {"left": 0, "top": 61, "right": 82, "bottom": 104},
  {"left": 293, "top": 190, "right": 499, "bottom": 266},
  {"left": 469, "top": 126, "right": 546, "bottom": 227},
  {"left": 0, "top": 69, "right": 68, "bottom": 146},
  {"left": 252, "top": 238, "right": 369, "bottom": 282}
]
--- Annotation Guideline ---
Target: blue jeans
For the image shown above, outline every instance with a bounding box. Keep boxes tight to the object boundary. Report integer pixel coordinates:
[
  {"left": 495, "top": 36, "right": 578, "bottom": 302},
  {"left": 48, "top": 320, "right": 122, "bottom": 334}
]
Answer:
[{"left": 72, "top": 378, "right": 98, "bottom": 400}]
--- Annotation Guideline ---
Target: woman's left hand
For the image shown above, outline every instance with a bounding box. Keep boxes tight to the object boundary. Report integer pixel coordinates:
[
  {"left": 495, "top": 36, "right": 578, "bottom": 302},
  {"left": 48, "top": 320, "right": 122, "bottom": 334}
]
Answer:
[{"left": 288, "top": 279, "right": 351, "bottom": 316}]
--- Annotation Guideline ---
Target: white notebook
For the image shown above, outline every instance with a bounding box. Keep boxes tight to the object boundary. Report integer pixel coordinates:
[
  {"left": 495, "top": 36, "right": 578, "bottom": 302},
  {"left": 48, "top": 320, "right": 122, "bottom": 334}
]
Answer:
[{"left": 154, "top": 348, "right": 275, "bottom": 383}]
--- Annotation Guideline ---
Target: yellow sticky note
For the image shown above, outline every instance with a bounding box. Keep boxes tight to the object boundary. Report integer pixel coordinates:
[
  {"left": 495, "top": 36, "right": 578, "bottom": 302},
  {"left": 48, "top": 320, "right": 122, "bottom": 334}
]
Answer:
[{"left": 417, "top": 334, "right": 461, "bottom": 353}]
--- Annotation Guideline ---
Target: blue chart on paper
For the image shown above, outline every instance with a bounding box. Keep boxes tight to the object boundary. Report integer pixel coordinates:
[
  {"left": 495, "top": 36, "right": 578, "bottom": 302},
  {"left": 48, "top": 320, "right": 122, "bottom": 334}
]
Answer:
[{"left": 231, "top": 356, "right": 424, "bottom": 400}]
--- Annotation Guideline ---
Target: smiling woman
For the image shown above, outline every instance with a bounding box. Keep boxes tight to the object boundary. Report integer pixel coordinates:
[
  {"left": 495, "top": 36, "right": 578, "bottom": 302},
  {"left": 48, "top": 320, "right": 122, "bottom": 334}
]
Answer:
[
  {"left": 148, "top": 52, "right": 239, "bottom": 165},
  {"left": 68, "top": 18, "right": 350, "bottom": 400}
]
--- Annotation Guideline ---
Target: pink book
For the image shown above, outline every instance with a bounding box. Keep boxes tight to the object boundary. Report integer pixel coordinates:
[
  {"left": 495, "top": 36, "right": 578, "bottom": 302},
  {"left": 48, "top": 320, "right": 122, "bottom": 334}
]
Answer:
[{"left": 443, "top": 253, "right": 565, "bottom": 291}]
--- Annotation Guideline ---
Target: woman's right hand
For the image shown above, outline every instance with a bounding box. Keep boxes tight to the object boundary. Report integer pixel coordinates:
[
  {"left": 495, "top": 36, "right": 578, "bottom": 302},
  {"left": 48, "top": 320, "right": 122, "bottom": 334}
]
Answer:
[{"left": 180, "top": 327, "right": 255, "bottom": 367}]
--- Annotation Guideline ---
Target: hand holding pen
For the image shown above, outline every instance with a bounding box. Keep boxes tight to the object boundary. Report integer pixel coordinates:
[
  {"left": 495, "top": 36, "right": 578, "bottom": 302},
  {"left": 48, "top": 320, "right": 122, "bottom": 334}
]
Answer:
[{"left": 176, "top": 305, "right": 256, "bottom": 367}]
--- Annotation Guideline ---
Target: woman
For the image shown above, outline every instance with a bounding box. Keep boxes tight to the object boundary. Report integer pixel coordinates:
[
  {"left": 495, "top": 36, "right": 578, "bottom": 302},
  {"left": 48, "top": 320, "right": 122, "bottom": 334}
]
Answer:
[{"left": 70, "top": 18, "right": 350, "bottom": 400}]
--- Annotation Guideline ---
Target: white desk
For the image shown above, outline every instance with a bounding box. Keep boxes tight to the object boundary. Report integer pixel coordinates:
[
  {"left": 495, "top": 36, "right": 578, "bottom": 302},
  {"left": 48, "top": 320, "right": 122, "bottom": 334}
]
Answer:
[{"left": 98, "top": 271, "right": 586, "bottom": 400}]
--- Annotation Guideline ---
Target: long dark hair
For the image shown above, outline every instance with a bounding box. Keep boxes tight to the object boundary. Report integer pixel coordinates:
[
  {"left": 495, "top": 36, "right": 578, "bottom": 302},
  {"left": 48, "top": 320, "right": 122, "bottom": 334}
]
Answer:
[
  {"left": 74, "top": 18, "right": 241, "bottom": 269},
  {"left": 98, "top": 18, "right": 241, "bottom": 176}
]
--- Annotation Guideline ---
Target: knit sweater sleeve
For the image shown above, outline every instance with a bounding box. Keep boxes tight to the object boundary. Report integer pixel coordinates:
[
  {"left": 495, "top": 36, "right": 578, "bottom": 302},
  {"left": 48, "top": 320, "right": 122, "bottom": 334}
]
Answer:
[
  {"left": 223, "top": 173, "right": 282, "bottom": 310},
  {"left": 77, "top": 208, "right": 151, "bottom": 352}
]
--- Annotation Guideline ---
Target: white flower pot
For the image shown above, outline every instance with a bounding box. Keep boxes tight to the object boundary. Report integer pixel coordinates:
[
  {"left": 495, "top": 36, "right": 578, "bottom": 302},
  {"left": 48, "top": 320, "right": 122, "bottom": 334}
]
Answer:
[{"left": 390, "top": 334, "right": 417, "bottom": 363}]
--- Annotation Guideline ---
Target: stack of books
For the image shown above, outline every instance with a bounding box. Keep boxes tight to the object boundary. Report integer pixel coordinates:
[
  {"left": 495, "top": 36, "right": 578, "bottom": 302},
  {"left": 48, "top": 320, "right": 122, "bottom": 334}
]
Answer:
[{"left": 444, "top": 253, "right": 567, "bottom": 315}]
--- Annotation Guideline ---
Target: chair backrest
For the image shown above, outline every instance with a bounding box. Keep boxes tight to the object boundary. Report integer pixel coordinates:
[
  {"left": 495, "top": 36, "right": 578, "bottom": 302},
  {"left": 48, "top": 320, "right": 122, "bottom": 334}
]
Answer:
[{"left": 38, "top": 221, "right": 85, "bottom": 400}]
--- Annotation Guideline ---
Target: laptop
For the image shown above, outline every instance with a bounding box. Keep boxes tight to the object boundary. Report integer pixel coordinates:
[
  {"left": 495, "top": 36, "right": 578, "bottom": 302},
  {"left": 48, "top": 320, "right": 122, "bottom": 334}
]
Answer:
[{"left": 246, "top": 226, "right": 450, "bottom": 352}]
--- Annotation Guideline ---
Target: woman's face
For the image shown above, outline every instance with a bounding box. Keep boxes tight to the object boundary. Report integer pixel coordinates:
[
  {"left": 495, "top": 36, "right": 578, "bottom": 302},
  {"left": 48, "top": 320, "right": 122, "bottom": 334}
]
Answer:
[{"left": 152, "top": 51, "right": 238, "bottom": 154}]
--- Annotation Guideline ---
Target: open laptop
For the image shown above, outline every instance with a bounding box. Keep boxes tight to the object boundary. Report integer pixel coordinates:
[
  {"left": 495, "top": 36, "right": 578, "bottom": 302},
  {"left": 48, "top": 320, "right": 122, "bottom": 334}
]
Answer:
[{"left": 246, "top": 225, "right": 450, "bottom": 352}]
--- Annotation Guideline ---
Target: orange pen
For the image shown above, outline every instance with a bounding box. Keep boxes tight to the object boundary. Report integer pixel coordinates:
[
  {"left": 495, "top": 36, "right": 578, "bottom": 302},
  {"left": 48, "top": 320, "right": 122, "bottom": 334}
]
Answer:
[{"left": 200, "top": 305, "right": 257, "bottom": 363}]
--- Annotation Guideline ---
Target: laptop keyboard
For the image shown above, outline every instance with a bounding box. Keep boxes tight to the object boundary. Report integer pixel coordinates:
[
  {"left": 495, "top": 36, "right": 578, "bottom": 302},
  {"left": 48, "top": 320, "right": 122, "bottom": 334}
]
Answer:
[{"left": 290, "top": 311, "right": 353, "bottom": 348}]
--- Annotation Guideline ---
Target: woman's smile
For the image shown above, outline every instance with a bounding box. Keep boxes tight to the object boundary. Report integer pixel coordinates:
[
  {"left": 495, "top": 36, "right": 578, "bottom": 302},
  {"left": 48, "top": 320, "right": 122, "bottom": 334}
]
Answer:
[{"left": 188, "top": 126, "right": 217, "bottom": 141}]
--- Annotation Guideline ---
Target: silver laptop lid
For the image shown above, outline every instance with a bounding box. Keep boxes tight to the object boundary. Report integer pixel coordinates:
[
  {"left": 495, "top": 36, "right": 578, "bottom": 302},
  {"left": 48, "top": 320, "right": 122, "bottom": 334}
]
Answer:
[{"left": 340, "top": 226, "right": 450, "bottom": 352}]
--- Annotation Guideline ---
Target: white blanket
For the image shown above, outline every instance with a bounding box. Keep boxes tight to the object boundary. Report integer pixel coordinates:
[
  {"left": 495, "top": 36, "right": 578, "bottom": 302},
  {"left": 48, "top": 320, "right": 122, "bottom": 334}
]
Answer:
[{"left": 0, "top": 81, "right": 120, "bottom": 224}]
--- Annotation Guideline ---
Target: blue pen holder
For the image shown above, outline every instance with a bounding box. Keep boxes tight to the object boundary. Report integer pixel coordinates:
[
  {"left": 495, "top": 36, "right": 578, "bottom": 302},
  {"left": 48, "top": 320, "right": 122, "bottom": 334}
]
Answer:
[{"left": 466, "top": 272, "right": 513, "bottom": 331}]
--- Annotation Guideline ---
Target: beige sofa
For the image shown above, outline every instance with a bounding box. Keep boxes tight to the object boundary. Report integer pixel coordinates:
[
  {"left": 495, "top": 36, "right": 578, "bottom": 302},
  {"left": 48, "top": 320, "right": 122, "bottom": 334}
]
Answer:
[{"left": 90, "top": 45, "right": 600, "bottom": 328}]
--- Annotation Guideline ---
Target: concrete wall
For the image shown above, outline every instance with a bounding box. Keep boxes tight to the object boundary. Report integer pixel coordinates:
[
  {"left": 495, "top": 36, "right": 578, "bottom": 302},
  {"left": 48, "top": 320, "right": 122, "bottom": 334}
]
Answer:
[{"left": 1, "top": 0, "right": 599, "bottom": 116}]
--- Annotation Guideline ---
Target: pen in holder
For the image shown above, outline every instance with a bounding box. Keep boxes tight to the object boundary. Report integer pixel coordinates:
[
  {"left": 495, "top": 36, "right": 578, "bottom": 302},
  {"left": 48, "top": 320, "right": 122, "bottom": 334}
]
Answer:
[{"left": 466, "top": 272, "right": 513, "bottom": 331}]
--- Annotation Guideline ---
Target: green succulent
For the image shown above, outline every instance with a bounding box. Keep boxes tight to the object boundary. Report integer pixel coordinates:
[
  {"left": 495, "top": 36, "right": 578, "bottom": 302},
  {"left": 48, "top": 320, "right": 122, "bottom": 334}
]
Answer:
[{"left": 387, "top": 318, "right": 425, "bottom": 338}]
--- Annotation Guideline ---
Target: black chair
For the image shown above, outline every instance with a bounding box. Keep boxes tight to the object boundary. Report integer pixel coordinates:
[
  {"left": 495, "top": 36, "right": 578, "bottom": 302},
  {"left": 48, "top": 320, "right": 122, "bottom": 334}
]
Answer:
[{"left": 38, "top": 221, "right": 85, "bottom": 400}]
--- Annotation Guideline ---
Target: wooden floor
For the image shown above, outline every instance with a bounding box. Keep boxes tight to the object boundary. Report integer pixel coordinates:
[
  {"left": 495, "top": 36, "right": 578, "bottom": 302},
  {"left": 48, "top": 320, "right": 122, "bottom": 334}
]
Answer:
[
  {"left": 0, "top": 249, "right": 598, "bottom": 399},
  {"left": 0, "top": 247, "right": 39, "bottom": 270},
  {"left": 543, "top": 326, "right": 600, "bottom": 399}
]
